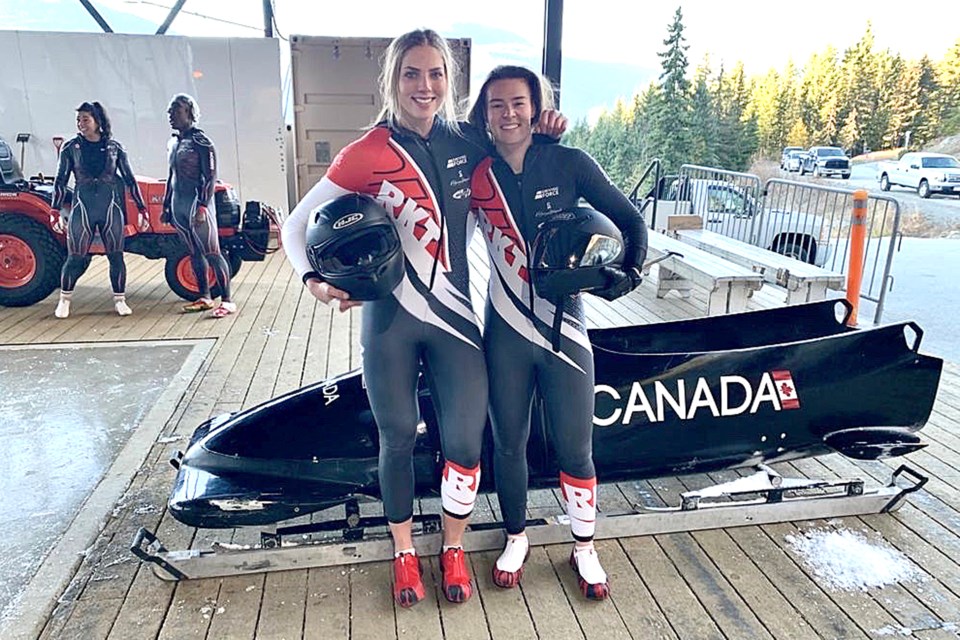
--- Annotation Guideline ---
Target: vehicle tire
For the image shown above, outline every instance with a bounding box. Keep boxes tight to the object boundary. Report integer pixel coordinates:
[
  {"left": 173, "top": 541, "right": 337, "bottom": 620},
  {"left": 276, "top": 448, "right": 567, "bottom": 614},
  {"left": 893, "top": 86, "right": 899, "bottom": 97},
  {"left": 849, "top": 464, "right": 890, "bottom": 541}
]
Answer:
[
  {"left": 226, "top": 249, "right": 242, "bottom": 278},
  {"left": 918, "top": 180, "right": 931, "bottom": 199},
  {"left": 0, "top": 215, "right": 66, "bottom": 307},
  {"left": 841, "top": 174, "right": 850, "bottom": 179},
  {"left": 164, "top": 248, "right": 225, "bottom": 301},
  {"left": 880, "top": 174, "right": 891, "bottom": 191},
  {"left": 780, "top": 239, "right": 815, "bottom": 265}
]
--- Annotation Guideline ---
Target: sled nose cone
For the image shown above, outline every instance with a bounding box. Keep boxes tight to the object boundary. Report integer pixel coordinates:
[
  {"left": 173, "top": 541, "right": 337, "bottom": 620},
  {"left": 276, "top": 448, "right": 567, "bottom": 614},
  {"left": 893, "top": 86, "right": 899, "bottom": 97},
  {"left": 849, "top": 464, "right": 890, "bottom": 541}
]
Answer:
[{"left": 824, "top": 428, "right": 927, "bottom": 460}]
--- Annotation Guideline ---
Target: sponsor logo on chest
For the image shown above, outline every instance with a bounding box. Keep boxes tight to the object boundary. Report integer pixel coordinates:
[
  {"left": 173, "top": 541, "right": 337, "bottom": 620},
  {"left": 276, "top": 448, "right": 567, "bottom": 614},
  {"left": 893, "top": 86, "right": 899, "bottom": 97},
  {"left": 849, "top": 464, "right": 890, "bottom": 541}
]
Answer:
[
  {"left": 534, "top": 186, "right": 559, "bottom": 200},
  {"left": 446, "top": 154, "right": 468, "bottom": 169}
]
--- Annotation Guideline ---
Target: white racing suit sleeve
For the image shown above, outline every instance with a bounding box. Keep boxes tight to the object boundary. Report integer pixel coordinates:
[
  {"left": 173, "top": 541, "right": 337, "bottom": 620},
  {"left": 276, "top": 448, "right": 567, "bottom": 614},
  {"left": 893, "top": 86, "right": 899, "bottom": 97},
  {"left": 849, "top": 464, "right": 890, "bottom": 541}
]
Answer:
[{"left": 281, "top": 176, "right": 352, "bottom": 278}]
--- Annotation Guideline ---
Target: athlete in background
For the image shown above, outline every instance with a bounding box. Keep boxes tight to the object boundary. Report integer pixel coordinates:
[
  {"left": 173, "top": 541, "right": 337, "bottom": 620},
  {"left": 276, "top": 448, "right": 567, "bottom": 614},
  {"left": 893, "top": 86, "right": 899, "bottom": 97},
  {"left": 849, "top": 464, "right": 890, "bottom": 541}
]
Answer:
[
  {"left": 50, "top": 101, "right": 148, "bottom": 318},
  {"left": 164, "top": 93, "right": 236, "bottom": 317},
  {"left": 469, "top": 65, "right": 647, "bottom": 600},
  {"left": 283, "top": 30, "right": 565, "bottom": 608}
]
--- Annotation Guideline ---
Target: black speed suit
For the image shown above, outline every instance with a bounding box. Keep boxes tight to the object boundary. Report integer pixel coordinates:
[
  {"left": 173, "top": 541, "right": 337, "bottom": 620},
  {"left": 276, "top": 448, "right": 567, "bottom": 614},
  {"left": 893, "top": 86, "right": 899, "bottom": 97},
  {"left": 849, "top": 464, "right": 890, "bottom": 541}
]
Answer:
[
  {"left": 282, "top": 119, "right": 490, "bottom": 524},
  {"left": 471, "top": 144, "right": 647, "bottom": 537},
  {"left": 52, "top": 135, "right": 146, "bottom": 293},
  {"left": 164, "top": 127, "right": 231, "bottom": 301}
]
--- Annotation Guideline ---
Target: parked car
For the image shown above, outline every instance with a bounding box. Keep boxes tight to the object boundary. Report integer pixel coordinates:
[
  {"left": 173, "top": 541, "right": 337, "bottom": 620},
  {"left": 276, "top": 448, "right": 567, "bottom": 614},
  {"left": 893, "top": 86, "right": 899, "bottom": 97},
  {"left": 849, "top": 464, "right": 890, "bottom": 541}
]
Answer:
[
  {"left": 784, "top": 150, "right": 805, "bottom": 172},
  {"left": 877, "top": 152, "right": 960, "bottom": 198},
  {"left": 799, "top": 146, "right": 851, "bottom": 179},
  {"left": 780, "top": 146, "right": 804, "bottom": 169},
  {"left": 663, "top": 178, "right": 832, "bottom": 266}
]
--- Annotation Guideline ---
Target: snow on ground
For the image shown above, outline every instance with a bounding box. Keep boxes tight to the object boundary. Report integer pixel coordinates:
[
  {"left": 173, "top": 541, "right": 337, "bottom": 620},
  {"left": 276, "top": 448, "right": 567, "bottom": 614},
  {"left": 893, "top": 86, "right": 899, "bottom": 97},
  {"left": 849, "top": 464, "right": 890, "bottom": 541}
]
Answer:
[{"left": 785, "top": 526, "right": 922, "bottom": 592}]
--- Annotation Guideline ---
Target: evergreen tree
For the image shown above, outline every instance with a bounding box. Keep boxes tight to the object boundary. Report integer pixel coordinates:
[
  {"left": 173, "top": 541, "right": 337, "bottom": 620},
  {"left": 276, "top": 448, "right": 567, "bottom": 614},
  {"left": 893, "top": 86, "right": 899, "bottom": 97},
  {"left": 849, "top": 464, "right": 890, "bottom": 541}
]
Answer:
[
  {"left": 911, "top": 56, "right": 941, "bottom": 147},
  {"left": 937, "top": 38, "right": 960, "bottom": 134},
  {"left": 689, "top": 58, "right": 720, "bottom": 167},
  {"left": 647, "top": 6, "right": 693, "bottom": 173}
]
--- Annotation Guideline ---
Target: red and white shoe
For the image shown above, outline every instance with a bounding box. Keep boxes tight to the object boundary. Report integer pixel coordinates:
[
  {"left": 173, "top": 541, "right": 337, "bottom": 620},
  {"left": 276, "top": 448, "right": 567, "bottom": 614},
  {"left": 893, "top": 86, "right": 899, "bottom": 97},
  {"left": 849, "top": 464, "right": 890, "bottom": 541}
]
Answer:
[
  {"left": 570, "top": 545, "right": 610, "bottom": 601},
  {"left": 439, "top": 546, "right": 473, "bottom": 603},
  {"left": 492, "top": 535, "right": 529, "bottom": 588},
  {"left": 392, "top": 551, "right": 425, "bottom": 608}
]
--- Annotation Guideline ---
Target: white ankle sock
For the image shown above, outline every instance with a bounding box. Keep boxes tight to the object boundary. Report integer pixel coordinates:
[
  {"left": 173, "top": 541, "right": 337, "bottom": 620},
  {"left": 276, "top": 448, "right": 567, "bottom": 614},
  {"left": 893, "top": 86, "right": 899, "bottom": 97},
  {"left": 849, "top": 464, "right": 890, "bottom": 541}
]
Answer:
[
  {"left": 114, "top": 296, "right": 132, "bottom": 316},
  {"left": 572, "top": 544, "right": 607, "bottom": 584},
  {"left": 495, "top": 535, "right": 529, "bottom": 572},
  {"left": 54, "top": 294, "right": 71, "bottom": 319}
]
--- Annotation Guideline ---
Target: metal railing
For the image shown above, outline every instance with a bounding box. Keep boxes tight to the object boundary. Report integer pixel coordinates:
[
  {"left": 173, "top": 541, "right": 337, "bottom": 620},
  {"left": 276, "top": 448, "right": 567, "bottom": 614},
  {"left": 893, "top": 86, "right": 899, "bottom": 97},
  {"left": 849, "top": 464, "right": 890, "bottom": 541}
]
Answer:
[{"left": 649, "top": 165, "right": 901, "bottom": 324}]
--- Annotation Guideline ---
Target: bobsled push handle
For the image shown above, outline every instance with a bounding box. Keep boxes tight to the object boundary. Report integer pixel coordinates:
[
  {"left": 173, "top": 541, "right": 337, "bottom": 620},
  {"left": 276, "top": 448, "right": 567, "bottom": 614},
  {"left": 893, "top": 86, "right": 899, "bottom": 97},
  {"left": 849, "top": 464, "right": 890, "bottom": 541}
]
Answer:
[
  {"left": 131, "top": 527, "right": 187, "bottom": 580},
  {"left": 905, "top": 322, "right": 925, "bottom": 353},
  {"left": 882, "top": 465, "right": 929, "bottom": 513}
]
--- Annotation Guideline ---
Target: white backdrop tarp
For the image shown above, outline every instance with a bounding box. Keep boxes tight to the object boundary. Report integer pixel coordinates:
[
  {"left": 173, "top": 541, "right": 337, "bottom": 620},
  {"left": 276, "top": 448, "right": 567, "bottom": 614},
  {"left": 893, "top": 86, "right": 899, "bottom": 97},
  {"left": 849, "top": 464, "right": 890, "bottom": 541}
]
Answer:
[{"left": 0, "top": 30, "right": 287, "bottom": 211}]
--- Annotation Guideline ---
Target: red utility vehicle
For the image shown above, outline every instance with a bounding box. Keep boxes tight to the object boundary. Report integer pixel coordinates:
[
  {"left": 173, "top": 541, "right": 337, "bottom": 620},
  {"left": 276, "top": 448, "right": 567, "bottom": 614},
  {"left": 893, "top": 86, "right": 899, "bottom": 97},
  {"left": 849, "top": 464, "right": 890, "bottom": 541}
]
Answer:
[{"left": 0, "top": 136, "right": 278, "bottom": 307}]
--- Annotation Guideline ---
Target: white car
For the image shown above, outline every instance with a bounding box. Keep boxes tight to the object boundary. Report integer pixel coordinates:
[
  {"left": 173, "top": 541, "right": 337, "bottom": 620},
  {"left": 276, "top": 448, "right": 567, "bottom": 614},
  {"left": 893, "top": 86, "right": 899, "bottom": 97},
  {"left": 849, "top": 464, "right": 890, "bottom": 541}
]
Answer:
[
  {"left": 784, "top": 150, "right": 805, "bottom": 172},
  {"left": 878, "top": 152, "right": 960, "bottom": 198}
]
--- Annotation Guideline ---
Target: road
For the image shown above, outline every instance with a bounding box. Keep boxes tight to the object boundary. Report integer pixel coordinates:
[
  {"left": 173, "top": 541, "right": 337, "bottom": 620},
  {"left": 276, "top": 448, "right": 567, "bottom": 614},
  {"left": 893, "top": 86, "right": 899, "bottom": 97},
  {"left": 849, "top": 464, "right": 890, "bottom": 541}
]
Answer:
[{"left": 814, "top": 163, "right": 960, "bottom": 226}]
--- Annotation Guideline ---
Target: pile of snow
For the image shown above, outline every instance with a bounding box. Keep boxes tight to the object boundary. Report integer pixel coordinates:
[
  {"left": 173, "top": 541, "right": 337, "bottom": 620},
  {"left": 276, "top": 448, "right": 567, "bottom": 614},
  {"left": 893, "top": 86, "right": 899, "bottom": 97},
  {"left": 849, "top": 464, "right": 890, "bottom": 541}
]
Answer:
[{"left": 786, "top": 527, "right": 922, "bottom": 592}]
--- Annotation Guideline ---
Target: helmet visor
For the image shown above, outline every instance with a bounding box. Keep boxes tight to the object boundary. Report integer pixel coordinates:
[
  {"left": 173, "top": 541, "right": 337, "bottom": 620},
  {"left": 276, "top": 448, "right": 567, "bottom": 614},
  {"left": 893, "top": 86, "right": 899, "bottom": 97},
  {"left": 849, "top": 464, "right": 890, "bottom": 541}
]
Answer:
[
  {"left": 311, "top": 226, "right": 398, "bottom": 276},
  {"left": 536, "top": 230, "right": 623, "bottom": 270}
]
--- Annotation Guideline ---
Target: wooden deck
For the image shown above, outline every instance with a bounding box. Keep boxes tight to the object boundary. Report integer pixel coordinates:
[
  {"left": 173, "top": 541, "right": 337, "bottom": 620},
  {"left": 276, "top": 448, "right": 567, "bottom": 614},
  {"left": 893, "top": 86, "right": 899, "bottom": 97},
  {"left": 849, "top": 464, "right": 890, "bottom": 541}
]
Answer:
[{"left": 3, "top": 250, "right": 960, "bottom": 640}]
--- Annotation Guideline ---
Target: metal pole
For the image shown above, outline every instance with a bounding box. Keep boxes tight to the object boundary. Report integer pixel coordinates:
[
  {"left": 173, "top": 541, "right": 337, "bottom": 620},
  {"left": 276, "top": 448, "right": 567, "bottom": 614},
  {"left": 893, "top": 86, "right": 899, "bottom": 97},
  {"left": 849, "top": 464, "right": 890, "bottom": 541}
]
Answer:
[
  {"left": 542, "top": 0, "right": 563, "bottom": 108},
  {"left": 77, "top": 0, "right": 114, "bottom": 33},
  {"left": 263, "top": 0, "right": 274, "bottom": 37},
  {"left": 156, "top": 0, "right": 188, "bottom": 35}
]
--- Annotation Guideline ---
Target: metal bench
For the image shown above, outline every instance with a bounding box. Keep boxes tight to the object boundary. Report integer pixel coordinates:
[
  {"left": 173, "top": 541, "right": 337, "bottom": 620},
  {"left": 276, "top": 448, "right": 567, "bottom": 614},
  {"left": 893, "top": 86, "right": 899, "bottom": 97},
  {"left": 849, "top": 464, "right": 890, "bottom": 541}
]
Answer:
[
  {"left": 676, "top": 228, "right": 845, "bottom": 305},
  {"left": 645, "top": 231, "right": 764, "bottom": 316}
]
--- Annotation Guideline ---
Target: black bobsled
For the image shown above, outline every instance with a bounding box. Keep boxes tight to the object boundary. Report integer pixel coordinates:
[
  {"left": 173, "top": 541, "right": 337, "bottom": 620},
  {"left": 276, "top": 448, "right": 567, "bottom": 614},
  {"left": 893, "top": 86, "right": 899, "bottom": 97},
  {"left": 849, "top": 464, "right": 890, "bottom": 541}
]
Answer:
[{"left": 168, "top": 299, "right": 942, "bottom": 528}]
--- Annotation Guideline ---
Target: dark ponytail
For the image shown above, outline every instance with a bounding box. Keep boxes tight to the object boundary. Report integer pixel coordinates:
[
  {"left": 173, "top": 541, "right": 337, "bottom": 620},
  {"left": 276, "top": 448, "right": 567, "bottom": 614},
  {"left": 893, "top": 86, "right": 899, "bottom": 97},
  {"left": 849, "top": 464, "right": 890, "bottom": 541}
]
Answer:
[{"left": 76, "top": 101, "right": 112, "bottom": 139}]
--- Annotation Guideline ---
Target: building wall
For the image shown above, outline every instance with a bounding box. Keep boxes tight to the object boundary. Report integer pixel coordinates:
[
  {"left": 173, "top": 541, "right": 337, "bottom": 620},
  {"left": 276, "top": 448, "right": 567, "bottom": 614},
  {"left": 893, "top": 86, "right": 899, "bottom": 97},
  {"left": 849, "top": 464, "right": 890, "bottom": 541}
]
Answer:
[{"left": 0, "top": 30, "right": 287, "bottom": 211}]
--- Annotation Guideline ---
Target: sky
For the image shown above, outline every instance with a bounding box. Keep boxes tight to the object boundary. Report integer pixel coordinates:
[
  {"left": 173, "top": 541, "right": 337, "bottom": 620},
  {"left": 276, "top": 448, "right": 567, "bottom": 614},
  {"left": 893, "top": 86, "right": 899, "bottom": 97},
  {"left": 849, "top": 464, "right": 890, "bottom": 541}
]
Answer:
[{"left": 3, "top": 0, "right": 959, "bottom": 122}]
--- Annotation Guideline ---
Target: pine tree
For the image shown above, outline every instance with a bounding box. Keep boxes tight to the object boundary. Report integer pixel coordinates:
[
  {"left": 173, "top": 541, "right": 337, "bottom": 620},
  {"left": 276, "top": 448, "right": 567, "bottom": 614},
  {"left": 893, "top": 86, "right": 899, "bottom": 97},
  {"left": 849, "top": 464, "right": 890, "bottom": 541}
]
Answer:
[
  {"left": 647, "top": 6, "right": 693, "bottom": 173},
  {"left": 689, "top": 58, "right": 720, "bottom": 167},
  {"left": 911, "top": 56, "right": 941, "bottom": 146},
  {"left": 937, "top": 38, "right": 960, "bottom": 134}
]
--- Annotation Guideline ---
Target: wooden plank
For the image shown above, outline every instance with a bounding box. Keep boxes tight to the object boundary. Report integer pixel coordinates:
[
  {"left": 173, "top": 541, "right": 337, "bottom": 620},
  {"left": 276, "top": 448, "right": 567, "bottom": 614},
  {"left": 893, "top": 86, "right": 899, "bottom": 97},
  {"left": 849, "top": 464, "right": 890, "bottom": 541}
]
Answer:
[
  {"left": 348, "top": 561, "right": 399, "bottom": 640},
  {"left": 303, "top": 566, "right": 351, "bottom": 640},
  {"left": 599, "top": 539, "right": 677, "bottom": 639},
  {"left": 469, "top": 550, "right": 537, "bottom": 640},
  {"left": 254, "top": 569, "right": 309, "bottom": 639},
  {"left": 202, "top": 574, "right": 265, "bottom": 640},
  {"left": 515, "top": 545, "right": 583, "bottom": 640},
  {"left": 618, "top": 536, "right": 723, "bottom": 640}
]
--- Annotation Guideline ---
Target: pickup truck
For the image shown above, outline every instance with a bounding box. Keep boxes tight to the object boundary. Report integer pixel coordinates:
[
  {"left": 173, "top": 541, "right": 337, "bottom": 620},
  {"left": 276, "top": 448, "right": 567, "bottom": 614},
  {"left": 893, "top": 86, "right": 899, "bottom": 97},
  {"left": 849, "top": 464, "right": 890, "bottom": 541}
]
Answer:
[
  {"left": 663, "top": 178, "right": 833, "bottom": 267},
  {"left": 799, "top": 146, "right": 851, "bottom": 179},
  {"left": 877, "top": 152, "right": 960, "bottom": 198}
]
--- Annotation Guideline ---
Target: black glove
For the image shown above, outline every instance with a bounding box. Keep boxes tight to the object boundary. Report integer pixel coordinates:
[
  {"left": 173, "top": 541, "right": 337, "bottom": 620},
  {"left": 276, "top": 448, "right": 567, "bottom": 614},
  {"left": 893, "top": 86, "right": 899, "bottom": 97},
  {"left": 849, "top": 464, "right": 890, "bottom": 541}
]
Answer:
[{"left": 593, "top": 266, "right": 643, "bottom": 301}]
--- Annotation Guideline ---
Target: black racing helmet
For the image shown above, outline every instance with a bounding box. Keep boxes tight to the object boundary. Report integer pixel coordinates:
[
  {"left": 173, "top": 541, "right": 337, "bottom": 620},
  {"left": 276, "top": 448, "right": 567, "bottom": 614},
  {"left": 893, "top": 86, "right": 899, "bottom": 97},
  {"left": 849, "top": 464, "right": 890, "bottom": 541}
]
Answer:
[
  {"left": 305, "top": 193, "right": 404, "bottom": 301},
  {"left": 529, "top": 207, "right": 624, "bottom": 299}
]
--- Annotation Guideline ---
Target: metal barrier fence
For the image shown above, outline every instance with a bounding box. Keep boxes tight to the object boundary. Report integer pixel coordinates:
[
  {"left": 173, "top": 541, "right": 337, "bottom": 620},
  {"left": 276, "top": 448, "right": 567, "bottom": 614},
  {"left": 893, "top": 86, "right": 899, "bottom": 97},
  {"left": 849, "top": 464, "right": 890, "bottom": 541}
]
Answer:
[{"left": 662, "top": 165, "right": 901, "bottom": 324}]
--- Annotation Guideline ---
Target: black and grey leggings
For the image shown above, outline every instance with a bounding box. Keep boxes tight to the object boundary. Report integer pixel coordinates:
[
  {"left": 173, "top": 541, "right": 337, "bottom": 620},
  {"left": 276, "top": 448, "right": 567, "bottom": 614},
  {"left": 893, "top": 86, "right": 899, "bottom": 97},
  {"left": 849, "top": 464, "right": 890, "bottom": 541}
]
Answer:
[
  {"left": 61, "top": 182, "right": 126, "bottom": 294},
  {"left": 361, "top": 299, "right": 488, "bottom": 524},
  {"left": 484, "top": 307, "right": 596, "bottom": 536},
  {"left": 169, "top": 189, "right": 231, "bottom": 301}
]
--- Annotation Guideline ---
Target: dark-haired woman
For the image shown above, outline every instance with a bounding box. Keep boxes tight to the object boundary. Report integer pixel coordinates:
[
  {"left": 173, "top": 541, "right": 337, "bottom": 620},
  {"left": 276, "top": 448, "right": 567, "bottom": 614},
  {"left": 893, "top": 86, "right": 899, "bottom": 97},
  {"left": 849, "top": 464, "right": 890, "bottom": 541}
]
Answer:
[
  {"left": 50, "top": 101, "right": 148, "bottom": 318},
  {"left": 282, "top": 30, "right": 566, "bottom": 608},
  {"left": 468, "top": 66, "right": 647, "bottom": 600}
]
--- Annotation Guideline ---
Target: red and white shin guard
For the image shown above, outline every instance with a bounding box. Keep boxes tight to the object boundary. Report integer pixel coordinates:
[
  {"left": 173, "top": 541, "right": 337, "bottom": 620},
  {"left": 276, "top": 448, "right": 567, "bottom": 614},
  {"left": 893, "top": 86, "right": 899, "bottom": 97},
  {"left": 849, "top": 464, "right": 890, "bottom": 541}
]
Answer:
[
  {"left": 560, "top": 473, "right": 610, "bottom": 600},
  {"left": 560, "top": 472, "right": 597, "bottom": 539},
  {"left": 441, "top": 461, "right": 480, "bottom": 518}
]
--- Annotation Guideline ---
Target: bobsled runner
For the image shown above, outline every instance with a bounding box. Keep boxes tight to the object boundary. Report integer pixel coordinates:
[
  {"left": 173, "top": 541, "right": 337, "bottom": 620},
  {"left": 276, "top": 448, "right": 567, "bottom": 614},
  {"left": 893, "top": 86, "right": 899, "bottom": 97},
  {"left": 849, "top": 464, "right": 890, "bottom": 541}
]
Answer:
[{"left": 133, "top": 299, "right": 941, "bottom": 580}]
